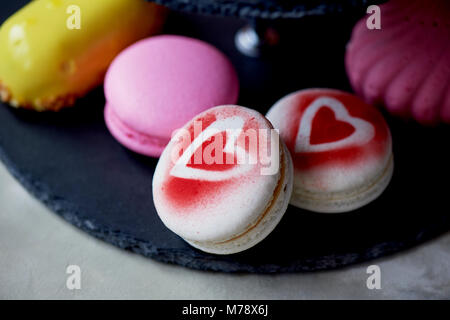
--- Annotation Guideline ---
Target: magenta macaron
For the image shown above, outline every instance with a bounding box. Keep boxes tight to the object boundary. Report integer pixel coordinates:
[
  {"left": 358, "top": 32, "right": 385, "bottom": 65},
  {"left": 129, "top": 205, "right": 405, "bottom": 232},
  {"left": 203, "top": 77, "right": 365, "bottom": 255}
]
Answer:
[{"left": 104, "top": 35, "right": 239, "bottom": 157}]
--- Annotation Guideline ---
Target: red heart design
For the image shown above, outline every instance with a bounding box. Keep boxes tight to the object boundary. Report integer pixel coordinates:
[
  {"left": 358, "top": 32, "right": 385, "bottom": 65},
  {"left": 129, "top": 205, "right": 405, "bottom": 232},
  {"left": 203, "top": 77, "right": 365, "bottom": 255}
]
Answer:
[
  {"left": 310, "top": 106, "right": 356, "bottom": 145},
  {"left": 295, "top": 97, "right": 375, "bottom": 153},
  {"left": 170, "top": 116, "right": 256, "bottom": 181},
  {"left": 187, "top": 131, "right": 237, "bottom": 172}
]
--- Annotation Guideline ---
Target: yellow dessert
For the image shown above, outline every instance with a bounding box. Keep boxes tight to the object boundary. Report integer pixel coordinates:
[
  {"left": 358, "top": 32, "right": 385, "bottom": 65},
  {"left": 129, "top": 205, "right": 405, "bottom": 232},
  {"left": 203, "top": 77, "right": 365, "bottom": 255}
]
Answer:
[{"left": 0, "top": 0, "right": 166, "bottom": 111}]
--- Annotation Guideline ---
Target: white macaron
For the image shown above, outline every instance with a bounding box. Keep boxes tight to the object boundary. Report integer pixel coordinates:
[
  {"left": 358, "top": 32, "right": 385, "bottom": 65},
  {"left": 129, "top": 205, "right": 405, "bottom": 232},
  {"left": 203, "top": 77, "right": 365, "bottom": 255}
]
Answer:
[
  {"left": 267, "top": 89, "right": 393, "bottom": 213},
  {"left": 153, "top": 105, "right": 293, "bottom": 254}
]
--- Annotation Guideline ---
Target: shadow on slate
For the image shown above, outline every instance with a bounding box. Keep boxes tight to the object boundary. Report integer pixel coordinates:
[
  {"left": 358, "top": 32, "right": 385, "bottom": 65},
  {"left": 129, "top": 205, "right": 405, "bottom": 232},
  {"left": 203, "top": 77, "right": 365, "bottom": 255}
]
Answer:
[{"left": 0, "top": 1, "right": 449, "bottom": 273}]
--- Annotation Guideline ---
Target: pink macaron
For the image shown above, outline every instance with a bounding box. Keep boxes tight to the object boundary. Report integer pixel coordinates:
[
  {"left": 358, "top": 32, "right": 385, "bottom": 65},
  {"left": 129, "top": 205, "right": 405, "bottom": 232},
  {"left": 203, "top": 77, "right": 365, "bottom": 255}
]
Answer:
[
  {"left": 267, "top": 89, "right": 393, "bottom": 213},
  {"left": 152, "top": 105, "right": 293, "bottom": 254},
  {"left": 104, "top": 35, "right": 239, "bottom": 157}
]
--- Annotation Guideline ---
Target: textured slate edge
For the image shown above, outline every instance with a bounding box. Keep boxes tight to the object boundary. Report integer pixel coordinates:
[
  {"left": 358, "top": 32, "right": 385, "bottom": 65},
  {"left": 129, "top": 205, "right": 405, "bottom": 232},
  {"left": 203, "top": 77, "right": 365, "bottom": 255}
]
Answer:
[
  {"left": 1, "top": 140, "right": 449, "bottom": 273},
  {"left": 150, "top": 0, "right": 387, "bottom": 19}
]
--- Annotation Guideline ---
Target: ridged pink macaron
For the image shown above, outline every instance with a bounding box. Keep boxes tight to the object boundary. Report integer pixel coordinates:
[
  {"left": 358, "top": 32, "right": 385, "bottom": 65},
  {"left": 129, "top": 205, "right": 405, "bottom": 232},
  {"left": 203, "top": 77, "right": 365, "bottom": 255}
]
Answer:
[
  {"left": 267, "top": 89, "right": 393, "bottom": 213},
  {"left": 104, "top": 35, "right": 239, "bottom": 157},
  {"left": 152, "top": 105, "right": 293, "bottom": 254}
]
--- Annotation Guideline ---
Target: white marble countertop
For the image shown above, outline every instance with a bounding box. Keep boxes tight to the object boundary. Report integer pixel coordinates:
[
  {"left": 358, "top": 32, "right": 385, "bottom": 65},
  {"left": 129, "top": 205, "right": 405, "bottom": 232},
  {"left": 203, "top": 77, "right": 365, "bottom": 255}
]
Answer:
[{"left": 0, "top": 161, "right": 449, "bottom": 299}]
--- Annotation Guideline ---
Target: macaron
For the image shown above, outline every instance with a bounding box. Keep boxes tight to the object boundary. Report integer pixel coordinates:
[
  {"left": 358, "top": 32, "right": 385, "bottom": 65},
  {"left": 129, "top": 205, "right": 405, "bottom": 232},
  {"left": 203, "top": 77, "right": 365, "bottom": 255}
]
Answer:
[
  {"left": 266, "top": 89, "right": 393, "bottom": 213},
  {"left": 0, "top": 0, "right": 166, "bottom": 111},
  {"left": 152, "top": 105, "right": 293, "bottom": 254},
  {"left": 104, "top": 35, "right": 239, "bottom": 157}
]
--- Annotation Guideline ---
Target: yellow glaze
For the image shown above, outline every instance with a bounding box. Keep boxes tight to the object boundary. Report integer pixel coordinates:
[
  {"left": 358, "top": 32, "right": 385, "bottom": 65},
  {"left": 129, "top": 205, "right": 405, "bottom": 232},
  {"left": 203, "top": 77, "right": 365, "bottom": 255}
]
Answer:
[{"left": 0, "top": 0, "right": 166, "bottom": 111}]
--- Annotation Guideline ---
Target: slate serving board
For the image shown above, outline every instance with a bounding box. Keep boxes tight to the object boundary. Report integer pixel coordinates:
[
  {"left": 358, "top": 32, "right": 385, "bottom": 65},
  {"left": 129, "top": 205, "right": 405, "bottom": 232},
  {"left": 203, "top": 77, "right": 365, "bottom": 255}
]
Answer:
[
  {"left": 151, "top": 0, "right": 385, "bottom": 19},
  {"left": 0, "top": 1, "right": 449, "bottom": 273}
]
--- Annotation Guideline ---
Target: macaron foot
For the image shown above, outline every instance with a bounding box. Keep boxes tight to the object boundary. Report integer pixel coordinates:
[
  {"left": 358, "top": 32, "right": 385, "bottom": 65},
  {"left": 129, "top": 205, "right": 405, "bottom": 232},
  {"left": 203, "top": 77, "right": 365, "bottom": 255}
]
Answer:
[
  {"left": 186, "top": 144, "right": 293, "bottom": 255},
  {"left": 290, "top": 155, "right": 394, "bottom": 213}
]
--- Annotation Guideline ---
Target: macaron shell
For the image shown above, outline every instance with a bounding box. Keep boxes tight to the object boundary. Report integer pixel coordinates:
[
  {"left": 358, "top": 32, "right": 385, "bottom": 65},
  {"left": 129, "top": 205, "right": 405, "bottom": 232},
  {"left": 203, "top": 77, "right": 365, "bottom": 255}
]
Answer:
[
  {"left": 267, "top": 88, "right": 392, "bottom": 193},
  {"left": 290, "top": 155, "right": 394, "bottom": 213},
  {"left": 267, "top": 88, "right": 393, "bottom": 213},
  {"left": 104, "top": 35, "right": 239, "bottom": 148},
  {"left": 153, "top": 105, "right": 285, "bottom": 245},
  {"left": 104, "top": 103, "right": 167, "bottom": 157},
  {"left": 185, "top": 143, "right": 293, "bottom": 255}
]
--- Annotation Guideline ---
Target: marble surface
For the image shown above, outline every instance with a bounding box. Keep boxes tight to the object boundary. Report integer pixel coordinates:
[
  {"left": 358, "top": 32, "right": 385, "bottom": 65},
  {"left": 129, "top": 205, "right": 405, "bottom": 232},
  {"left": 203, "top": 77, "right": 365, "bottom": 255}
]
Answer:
[{"left": 0, "top": 161, "right": 449, "bottom": 299}]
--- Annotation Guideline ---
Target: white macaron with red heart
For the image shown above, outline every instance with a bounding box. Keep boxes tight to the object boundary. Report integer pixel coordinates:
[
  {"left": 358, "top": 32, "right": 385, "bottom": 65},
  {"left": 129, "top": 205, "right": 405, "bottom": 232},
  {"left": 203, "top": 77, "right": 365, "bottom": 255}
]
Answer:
[
  {"left": 266, "top": 89, "right": 393, "bottom": 213},
  {"left": 152, "top": 105, "right": 293, "bottom": 254}
]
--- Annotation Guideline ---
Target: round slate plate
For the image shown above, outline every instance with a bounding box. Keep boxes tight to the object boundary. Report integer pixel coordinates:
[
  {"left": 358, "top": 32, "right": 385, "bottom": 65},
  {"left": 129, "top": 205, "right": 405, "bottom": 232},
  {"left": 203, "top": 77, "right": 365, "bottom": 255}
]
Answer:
[
  {"left": 1, "top": 4, "right": 449, "bottom": 273},
  {"left": 151, "top": 0, "right": 386, "bottom": 19}
]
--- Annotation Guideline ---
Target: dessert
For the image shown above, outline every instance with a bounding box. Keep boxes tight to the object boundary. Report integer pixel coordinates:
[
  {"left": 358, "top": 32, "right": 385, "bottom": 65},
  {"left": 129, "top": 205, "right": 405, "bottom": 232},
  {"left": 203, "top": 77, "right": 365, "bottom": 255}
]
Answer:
[
  {"left": 104, "top": 35, "right": 239, "bottom": 157},
  {"left": 267, "top": 88, "right": 393, "bottom": 213},
  {"left": 152, "top": 105, "right": 293, "bottom": 254},
  {"left": 346, "top": 0, "right": 450, "bottom": 124},
  {"left": 0, "top": 0, "right": 166, "bottom": 111}
]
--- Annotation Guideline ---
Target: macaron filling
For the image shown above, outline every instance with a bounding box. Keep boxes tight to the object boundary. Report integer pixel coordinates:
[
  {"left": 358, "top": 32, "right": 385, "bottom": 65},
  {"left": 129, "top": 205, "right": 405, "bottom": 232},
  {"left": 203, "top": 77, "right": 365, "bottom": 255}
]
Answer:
[
  {"left": 186, "top": 144, "right": 293, "bottom": 254},
  {"left": 105, "top": 103, "right": 169, "bottom": 151},
  {"left": 291, "top": 154, "right": 394, "bottom": 213}
]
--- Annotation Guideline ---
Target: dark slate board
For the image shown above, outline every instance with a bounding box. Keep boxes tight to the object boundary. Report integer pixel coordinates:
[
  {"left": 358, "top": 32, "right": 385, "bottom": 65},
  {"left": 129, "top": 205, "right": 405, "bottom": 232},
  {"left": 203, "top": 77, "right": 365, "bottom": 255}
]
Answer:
[
  {"left": 151, "top": 0, "right": 387, "bottom": 19},
  {"left": 0, "top": 2, "right": 449, "bottom": 273}
]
